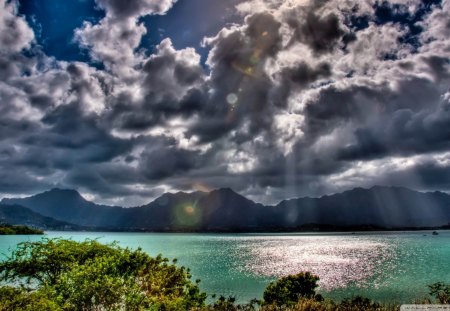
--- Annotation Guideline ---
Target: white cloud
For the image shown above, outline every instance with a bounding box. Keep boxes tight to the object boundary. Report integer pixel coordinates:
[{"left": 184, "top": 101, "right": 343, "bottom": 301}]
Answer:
[
  {"left": 1, "top": 0, "right": 450, "bottom": 205},
  {"left": 0, "top": 0, "right": 34, "bottom": 54}
]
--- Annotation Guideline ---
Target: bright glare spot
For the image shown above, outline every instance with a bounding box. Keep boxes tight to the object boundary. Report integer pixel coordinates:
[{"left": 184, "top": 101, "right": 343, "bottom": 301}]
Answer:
[
  {"left": 174, "top": 203, "right": 202, "bottom": 227},
  {"left": 184, "top": 205, "right": 195, "bottom": 215},
  {"left": 82, "top": 192, "right": 96, "bottom": 202},
  {"left": 226, "top": 93, "right": 238, "bottom": 105},
  {"left": 226, "top": 148, "right": 258, "bottom": 173},
  {"left": 243, "top": 235, "right": 394, "bottom": 290},
  {"left": 273, "top": 113, "right": 304, "bottom": 155},
  {"left": 192, "top": 182, "right": 213, "bottom": 192}
]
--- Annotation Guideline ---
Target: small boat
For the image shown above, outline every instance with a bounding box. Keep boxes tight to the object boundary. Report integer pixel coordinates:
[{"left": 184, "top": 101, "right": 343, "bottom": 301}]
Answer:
[{"left": 432, "top": 231, "right": 439, "bottom": 235}]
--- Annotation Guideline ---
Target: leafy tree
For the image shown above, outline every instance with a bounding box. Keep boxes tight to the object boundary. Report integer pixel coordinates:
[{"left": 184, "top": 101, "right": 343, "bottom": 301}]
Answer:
[
  {"left": 201, "top": 296, "right": 260, "bottom": 311},
  {"left": 429, "top": 282, "right": 450, "bottom": 304},
  {"left": 0, "top": 224, "right": 43, "bottom": 235},
  {"left": 339, "top": 296, "right": 381, "bottom": 311},
  {"left": 0, "top": 238, "right": 206, "bottom": 310},
  {"left": 263, "top": 272, "right": 320, "bottom": 307},
  {"left": 0, "top": 286, "right": 61, "bottom": 311}
]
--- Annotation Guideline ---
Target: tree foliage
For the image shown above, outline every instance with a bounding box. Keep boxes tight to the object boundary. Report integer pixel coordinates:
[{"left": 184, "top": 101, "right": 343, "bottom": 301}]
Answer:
[
  {"left": 429, "top": 282, "right": 450, "bottom": 304},
  {"left": 0, "top": 238, "right": 446, "bottom": 311},
  {"left": 338, "top": 296, "right": 381, "bottom": 311},
  {"left": 263, "top": 272, "right": 320, "bottom": 307},
  {"left": 0, "top": 286, "right": 60, "bottom": 311},
  {"left": 0, "top": 224, "right": 43, "bottom": 235},
  {"left": 0, "top": 238, "right": 206, "bottom": 310}
]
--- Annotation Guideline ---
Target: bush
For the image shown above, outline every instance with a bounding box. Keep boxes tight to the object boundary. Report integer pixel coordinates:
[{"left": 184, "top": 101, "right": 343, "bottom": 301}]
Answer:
[
  {"left": 0, "top": 224, "right": 43, "bottom": 235},
  {"left": 263, "top": 272, "right": 320, "bottom": 307},
  {"left": 429, "top": 282, "right": 450, "bottom": 304},
  {"left": 0, "top": 239, "right": 440, "bottom": 311},
  {"left": 338, "top": 296, "right": 381, "bottom": 311},
  {"left": 199, "top": 296, "right": 261, "bottom": 311},
  {"left": 0, "top": 286, "right": 60, "bottom": 311},
  {"left": 0, "top": 238, "right": 206, "bottom": 310}
]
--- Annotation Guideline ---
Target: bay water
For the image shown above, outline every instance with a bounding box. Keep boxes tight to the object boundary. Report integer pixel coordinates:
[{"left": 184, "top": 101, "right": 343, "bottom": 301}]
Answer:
[{"left": 1, "top": 231, "right": 449, "bottom": 303}]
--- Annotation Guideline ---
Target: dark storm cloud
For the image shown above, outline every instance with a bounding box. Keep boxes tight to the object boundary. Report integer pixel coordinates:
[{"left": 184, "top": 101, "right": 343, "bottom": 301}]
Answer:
[
  {"left": 272, "top": 62, "right": 333, "bottom": 108},
  {"left": 301, "top": 73, "right": 444, "bottom": 141},
  {"left": 337, "top": 92, "right": 450, "bottom": 161},
  {"left": 40, "top": 106, "right": 132, "bottom": 163},
  {"left": 1, "top": 0, "right": 450, "bottom": 205},
  {"left": 283, "top": 62, "right": 332, "bottom": 86},
  {"left": 106, "top": 39, "right": 205, "bottom": 131},
  {"left": 398, "top": 160, "right": 450, "bottom": 190},
  {"left": 285, "top": 7, "right": 346, "bottom": 54},
  {"left": 139, "top": 146, "right": 200, "bottom": 180},
  {"left": 188, "top": 12, "right": 286, "bottom": 141},
  {"left": 366, "top": 156, "right": 450, "bottom": 193},
  {"left": 0, "top": 169, "right": 55, "bottom": 194},
  {"left": 0, "top": 56, "right": 19, "bottom": 81},
  {"left": 64, "top": 164, "right": 149, "bottom": 198},
  {"left": 423, "top": 55, "right": 450, "bottom": 81},
  {"left": 141, "top": 40, "right": 203, "bottom": 97}
]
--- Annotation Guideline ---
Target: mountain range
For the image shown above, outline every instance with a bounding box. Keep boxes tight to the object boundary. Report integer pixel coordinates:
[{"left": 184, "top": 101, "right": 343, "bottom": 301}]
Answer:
[
  {"left": 1, "top": 186, "right": 450, "bottom": 231},
  {"left": 0, "top": 203, "right": 80, "bottom": 230}
]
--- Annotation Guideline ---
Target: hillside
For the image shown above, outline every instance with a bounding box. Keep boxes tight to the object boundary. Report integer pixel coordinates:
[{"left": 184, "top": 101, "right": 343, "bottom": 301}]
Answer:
[
  {"left": 0, "top": 204, "right": 80, "bottom": 230},
  {"left": 2, "top": 189, "right": 125, "bottom": 228},
  {"left": 2, "top": 186, "right": 450, "bottom": 231}
]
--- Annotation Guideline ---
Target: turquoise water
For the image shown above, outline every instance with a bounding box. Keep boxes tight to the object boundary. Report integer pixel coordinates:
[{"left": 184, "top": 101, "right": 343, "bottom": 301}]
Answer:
[{"left": 1, "top": 231, "right": 449, "bottom": 303}]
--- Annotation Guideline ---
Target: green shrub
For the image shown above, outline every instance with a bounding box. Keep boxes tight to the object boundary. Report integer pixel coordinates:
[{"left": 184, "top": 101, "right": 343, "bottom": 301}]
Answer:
[
  {"left": 0, "top": 239, "right": 441, "bottom": 311},
  {"left": 429, "top": 282, "right": 450, "bottom": 304},
  {"left": 199, "top": 296, "right": 260, "bottom": 311},
  {"left": 0, "top": 224, "right": 43, "bottom": 235},
  {"left": 0, "top": 238, "right": 206, "bottom": 310},
  {"left": 338, "top": 296, "right": 381, "bottom": 311},
  {"left": 0, "top": 286, "right": 61, "bottom": 311},
  {"left": 261, "top": 297, "right": 335, "bottom": 311},
  {"left": 263, "top": 272, "right": 320, "bottom": 307}
]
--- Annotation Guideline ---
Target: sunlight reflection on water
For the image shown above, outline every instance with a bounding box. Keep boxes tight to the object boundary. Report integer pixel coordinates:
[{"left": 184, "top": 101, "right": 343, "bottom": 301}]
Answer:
[
  {"left": 231, "top": 235, "right": 397, "bottom": 290},
  {"left": 3, "top": 232, "right": 449, "bottom": 303}
]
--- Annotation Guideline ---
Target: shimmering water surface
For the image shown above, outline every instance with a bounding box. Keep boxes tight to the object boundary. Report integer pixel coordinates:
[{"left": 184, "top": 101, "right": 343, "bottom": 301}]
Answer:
[{"left": 1, "top": 231, "right": 449, "bottom": 303}]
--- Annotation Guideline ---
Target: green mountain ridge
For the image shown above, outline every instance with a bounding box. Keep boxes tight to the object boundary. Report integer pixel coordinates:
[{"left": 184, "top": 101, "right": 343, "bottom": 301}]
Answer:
[
  {"left": 0, "top": 204, "right": 80, "bottom": 230},
  {"left": 2, "top": 186, "right": 450, "bottom": 231}
]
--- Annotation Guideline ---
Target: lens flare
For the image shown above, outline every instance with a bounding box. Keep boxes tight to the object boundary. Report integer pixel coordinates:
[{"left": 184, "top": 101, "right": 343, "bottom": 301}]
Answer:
[
  {"left": 184, "top": 205, "right": 195, "bottom": 215},
  {"left": 226, "top": 93, "right": 238, "bottom": 105},
  {"left": 174, "top": 202, "right": 202, "bottom": 227},
  {"left": 231, "top": 61, "right": 259, "bottom": 78}
]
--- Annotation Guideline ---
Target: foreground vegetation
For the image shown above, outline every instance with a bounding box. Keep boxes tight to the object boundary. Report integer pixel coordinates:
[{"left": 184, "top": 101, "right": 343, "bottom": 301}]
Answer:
[
  {"left": 0, "top": 224, "right": 43, "bottom": 235},
  {"left": 0, "top": 238, "right": 449, "bottom": 310}
]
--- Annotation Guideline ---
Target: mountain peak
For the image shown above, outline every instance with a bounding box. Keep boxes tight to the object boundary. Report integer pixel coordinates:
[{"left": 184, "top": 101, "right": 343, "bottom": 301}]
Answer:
[
  {"left": 211, "top": 187, "right": 238, "bottom": 195},
  {"left": 42, "top": 188, "right": 85, "bottom": 200},
  {"left": 2, "top": 185, "right": 450, "bottom": 230},
  {"left": 47, "top": 188, "right": 81, "bottom": 195}
]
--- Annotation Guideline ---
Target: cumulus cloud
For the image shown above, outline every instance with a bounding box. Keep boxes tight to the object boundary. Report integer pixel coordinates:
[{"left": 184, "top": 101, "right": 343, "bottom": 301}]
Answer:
[
  {"left": 0, "top": 0, "right": 34, "bottom": 54},
  {"left": 96, "top": 0, "right": 177, "bottom": 19},
  {"left": 105, "top": 38, "right": 204, "bottom": 131},
  {"left": 0, "top": 0, "right": 449, "bottom": 205},
  {"left": 74, "top": 0, "right": 177, "bottom": 76}
]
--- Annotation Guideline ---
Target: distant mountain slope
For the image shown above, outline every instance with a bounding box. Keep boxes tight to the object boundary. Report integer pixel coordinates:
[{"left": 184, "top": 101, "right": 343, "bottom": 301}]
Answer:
[
  {"left": 276, "top": 186, "right": 450, "bottom": 228},
  {"left": 2, "top": 188, "right": 125, "bottom": 227},
  {"left": 119, "top": 188, "right": 278, "bottom": 231},
  {"left": 2, "top": 186, "right": 450, "bottom": 230},
  {"left": 0, "top": 204, "right": 79, "bottom": 230}
]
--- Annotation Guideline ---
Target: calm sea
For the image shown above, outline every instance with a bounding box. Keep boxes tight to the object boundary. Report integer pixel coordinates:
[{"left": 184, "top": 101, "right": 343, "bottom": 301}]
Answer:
[{"left": 1, "top": 231, "right": 449, "bottom": 303}]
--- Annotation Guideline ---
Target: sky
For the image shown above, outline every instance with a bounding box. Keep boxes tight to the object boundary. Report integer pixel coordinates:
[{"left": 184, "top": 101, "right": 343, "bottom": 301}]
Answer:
[{"left": 0, "top": 0, "right": 449, "bottom": 206}]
